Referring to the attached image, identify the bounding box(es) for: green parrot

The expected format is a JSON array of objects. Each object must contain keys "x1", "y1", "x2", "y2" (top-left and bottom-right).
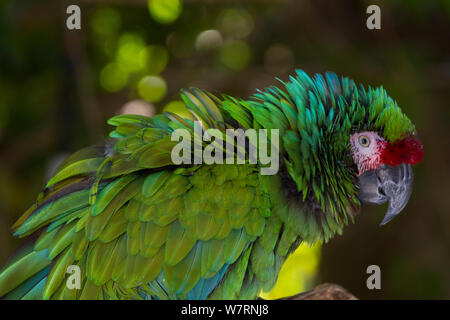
[{"x1": 0, "y1": 70, "x2": 423, "y2": 300}]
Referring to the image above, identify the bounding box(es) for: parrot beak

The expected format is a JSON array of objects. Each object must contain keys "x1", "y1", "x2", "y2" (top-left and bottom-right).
[{"x1": 357, "y1": 163, "x2": 414, "y2": 226}]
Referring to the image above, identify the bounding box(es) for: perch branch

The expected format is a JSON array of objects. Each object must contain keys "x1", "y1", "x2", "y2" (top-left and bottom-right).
[{"x1": 283, "y1": 283, "x2": 358, "y2": 300}]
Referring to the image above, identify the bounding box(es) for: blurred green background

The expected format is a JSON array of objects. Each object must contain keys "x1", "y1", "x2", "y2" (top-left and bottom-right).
[{"x1": 0, "y1": 0, "x2": 449, "y2": 299}]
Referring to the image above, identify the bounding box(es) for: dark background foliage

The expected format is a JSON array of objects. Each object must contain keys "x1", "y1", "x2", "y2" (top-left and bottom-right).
[{"x1": 0, "y1": 0, "x2": 449, "y2": 299}]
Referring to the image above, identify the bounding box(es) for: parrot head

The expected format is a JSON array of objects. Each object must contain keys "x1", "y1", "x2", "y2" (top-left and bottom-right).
[{"x1": 257, "y1": 70, "x2": 423, "y2": 235}]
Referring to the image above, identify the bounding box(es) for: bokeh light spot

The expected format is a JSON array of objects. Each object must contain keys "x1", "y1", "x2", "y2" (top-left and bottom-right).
[
  {"x1": 91, "y1": 7, "x2": 122, "y2": 36},
  {"x1": 260, "y1": 242, "x2": 321, "y2": 299},
  {"x1": 120, "y1": 99, "x2": 155, "y2": 117},
  {"x1": 219, "y1": 9, "x2": 254, "y2": 39},
  {"x1": 137, "y1": 75, "x2": 167, "y2": 102},
  {"x1": 148, "y1": 0, "x2": 183, "y2": 24},
  {"x1": 195, "y1": 29, "x2": 223, "y2": 52},
  {"x1": 117, "y1": 33, "x2": 147, "y2": 72},
  {"x1": 220, "y1": 40, "x2": 252, "y2": 70},
  {"x1": 264, "y1": 44, "x2": 295, "y2": 74},
  {"x1": 99, "y1": 63, "x2": 128, "y2": 92},
  {"x1": 139, "y1": 45, "x2": 169, "y2": 74},
  {"x1": 163, "y1": 100, "x2": 193, "y2": 119}
]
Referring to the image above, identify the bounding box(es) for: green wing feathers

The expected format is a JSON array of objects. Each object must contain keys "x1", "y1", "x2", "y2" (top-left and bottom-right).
[{"x1": 0, "y1": 89, "x2": 290, "y2": 300}]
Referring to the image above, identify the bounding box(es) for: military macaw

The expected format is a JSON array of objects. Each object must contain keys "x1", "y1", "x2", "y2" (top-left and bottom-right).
[{"x1": 0, "y1": 70, "x2": 423, "y2": 299}]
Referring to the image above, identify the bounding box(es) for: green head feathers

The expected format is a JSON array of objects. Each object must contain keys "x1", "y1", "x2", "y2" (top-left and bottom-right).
[{"x1": 244, "y1": 69, "x2": 419, "y2": 238}]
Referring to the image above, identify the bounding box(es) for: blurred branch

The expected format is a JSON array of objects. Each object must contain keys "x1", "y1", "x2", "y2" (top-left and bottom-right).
[
  {"x1": 63, "y1": 26, "x2": 103, "y2": 141},
  {"x1": 283, "y1": 283, "x2": 358, "y2": 300}
]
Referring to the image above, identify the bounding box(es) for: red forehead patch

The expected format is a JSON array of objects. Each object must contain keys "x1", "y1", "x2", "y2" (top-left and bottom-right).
[{"x1": 380, "y1": 136, "x2": 424, "y2": 167}]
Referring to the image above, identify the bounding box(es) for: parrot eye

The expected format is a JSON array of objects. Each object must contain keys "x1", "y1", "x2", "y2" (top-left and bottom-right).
[{"x1": 358, "y1": 135, "x2": 370, "y2": 147}]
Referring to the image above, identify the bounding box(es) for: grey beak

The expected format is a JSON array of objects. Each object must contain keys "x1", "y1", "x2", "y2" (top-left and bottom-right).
[{"x1": 357, "y1": 164, "x2": 414, "y2": 226}]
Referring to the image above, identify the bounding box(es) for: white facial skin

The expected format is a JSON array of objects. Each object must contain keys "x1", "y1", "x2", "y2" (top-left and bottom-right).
[{"x1": 350, "y1": 131, "x2": 386, "y2": 175}]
